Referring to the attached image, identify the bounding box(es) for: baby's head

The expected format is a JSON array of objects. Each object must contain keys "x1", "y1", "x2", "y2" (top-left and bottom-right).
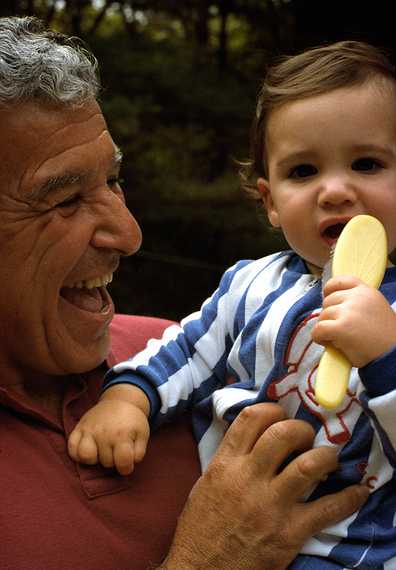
[
  {"x1": 241, "y1": 41, "x2": 396, "y2": 275},
  {"x1": 242, "y1": 41, "x2": 395, "y2": 199}
]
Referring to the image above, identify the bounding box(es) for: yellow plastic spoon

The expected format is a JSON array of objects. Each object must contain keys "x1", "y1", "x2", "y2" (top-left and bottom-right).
[{"x1": 315, "y1": 215, "x2": 388, "y2": 409}]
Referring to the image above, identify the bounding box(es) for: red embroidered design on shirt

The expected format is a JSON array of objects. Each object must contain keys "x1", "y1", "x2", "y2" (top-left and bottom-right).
[{"x1": 267, "y1": 313, "x2": 361, "y2": 444}]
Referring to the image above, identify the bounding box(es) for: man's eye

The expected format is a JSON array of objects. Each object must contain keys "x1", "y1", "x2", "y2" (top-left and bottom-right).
[
  {"x1": 107, "y1": 176, "x2": 124, "y2": 188},
  {"x1": 56, "y1": 195, "x2": 80, "y2": 208},
  {"x1": 289, "y1": 164, "x2": 317, "y2": 179},
  {"x1": 352, "y1": 157, "x2": 382, "y2": 172}
]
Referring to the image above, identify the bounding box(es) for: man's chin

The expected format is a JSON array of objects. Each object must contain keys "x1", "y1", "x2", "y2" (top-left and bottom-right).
[{"x1": 49, "y1": 320, "x2": 112, "y2": 376}]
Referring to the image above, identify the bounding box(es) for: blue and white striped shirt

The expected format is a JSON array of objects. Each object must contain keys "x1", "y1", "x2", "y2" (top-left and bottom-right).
[{"x1": 105, "y1": 251, "x2": 396, "y2": 569}]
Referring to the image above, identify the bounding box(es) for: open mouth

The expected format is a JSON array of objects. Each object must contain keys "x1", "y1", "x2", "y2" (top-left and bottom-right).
[
  {"x1": 323, "y1": 223, "x2": 347, "y2": 240},
  {"x1": 321, "y1": 220, "x2": 352, "y2": 245},
  {"x1": 60, "y1": 273, "x2": 113, "y2": 313}
]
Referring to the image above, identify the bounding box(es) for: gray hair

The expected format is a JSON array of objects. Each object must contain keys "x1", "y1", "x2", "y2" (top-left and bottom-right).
[{"x1": 0, "y1": 16, "x2": 100, "y2": 107}]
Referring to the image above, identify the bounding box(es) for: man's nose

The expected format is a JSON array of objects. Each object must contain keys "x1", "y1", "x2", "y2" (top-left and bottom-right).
[{"x1": 90, "y1": 189, "x2": 142, "y2": 256}]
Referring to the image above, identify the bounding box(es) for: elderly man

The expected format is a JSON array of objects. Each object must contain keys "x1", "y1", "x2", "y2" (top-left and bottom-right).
[{"x1": 0, "y1": 16, "x2": 367, "y2": 570}]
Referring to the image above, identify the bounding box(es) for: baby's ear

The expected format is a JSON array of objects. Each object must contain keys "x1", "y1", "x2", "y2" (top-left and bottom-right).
[{"x1": 257, "y1": 178, "x2": 280, "y2": 228}]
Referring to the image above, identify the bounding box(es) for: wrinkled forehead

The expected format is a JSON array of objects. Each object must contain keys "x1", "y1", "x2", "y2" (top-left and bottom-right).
[{"x1": 0, "y1": 99, "x2": 114, "y2": 195}]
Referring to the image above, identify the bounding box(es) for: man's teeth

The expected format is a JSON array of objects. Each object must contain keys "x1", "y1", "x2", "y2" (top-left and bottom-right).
[{"x1": 72, "y1": 273, "x2": 113, "y2": 290}]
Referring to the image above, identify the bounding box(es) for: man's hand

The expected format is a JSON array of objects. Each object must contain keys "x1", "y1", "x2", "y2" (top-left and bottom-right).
[
  {"x1": 159, "y1": 403, "x2": 369, "y2": 570},
  {"x1": 312, "y1": 275, "x2": 396, "y2": 367},
  {"x1": 68, "y1": 385, "x2": 150, "y2": 476}
]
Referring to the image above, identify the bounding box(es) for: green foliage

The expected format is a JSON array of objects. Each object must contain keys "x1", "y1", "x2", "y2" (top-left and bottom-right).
[{"x1": 93, "y1": 33, "x2": 257, "y2": 196}]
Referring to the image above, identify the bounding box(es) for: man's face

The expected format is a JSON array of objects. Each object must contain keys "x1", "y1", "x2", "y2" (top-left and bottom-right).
[{"x1": 0, "y1": 99, "x2": 141, "y2": 377}]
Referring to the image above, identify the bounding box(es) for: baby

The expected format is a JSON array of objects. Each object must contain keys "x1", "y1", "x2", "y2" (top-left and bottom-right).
[{"x1": 69, "y1": 41, "x2": 396, "y2": 569}]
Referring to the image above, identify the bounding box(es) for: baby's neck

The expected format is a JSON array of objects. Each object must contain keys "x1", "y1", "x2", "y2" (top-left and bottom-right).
[{"x1": 304, "y1": 260, "x2": 323, "y2": 279}]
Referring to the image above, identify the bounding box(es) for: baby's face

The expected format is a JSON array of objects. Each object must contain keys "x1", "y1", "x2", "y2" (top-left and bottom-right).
[{"x1": 259, "y1": 80, "x2": 396, "y2": 274}]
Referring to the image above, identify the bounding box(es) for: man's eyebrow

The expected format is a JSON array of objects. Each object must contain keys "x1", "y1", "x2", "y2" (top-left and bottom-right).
[
  {"x1": 29, "y1": 148, "x2": 123, "y2": 202},
  {"x1": 29, "y1": 171, "x2": 89, "y2": 202}
]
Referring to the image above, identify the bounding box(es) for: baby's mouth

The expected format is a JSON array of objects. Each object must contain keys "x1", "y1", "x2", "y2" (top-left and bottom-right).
[
  {"x1": 60, "y1": 273, "x2": 113, "y2": 313},
  {"x1": 323, "y1": 223, "x2": 346, "y2": 240},
  {"x1": 322, "y1": 222, "x2": 349, "y2": 245}
]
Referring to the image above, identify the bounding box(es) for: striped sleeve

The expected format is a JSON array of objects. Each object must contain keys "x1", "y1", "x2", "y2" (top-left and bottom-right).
[
  {"x1": 103, "y1": 259, "x2": 253, "y2": 425},
  {"x1": 359, "y1": 344, "x2": 396, "y2": 467}
]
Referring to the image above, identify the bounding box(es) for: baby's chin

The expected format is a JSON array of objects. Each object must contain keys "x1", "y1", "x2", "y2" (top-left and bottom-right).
[{"x1": 304, "y1": 260, "x2": 324, "y2": 278}]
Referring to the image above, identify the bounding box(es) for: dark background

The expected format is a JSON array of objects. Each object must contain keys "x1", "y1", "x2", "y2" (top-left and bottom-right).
[{"x1": 2, "y1": 1, "x2": 395, "y2": 320}]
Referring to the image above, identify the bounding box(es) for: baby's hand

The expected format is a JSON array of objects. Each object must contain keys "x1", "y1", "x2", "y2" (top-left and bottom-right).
[
  {"x1": 68, "y1": 398, "x2": 150, "y2": 476},
  {"x1": 312, "y1": 275, "x2": 396, "y2": 367}
]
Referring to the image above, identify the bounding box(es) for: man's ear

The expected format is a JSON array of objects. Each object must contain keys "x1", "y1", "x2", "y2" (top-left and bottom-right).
[{"x1": 257, "y1": 177, "x2": 280, "y2": 228}]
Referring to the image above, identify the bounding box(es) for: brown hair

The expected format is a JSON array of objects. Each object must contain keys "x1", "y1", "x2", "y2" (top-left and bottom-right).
[{"x1": 241, "y1": 40, "x2": 395, "y2": 200}]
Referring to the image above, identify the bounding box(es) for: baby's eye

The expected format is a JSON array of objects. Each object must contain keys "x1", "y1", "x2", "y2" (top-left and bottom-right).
[
  {"x1": 289, "y1": 164, "x2": 317, "y2": 179},
  {"x1": 352, "y1": 157, "x2": 382, "y2": 172}
]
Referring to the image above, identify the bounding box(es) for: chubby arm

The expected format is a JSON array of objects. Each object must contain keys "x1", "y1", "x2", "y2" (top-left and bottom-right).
[
  {"x1": 156, "y1": 403, "x2": 368, "y2": 570},
  {"x1": 106, "y1": 262, "x2": 250, "y2": 424}
]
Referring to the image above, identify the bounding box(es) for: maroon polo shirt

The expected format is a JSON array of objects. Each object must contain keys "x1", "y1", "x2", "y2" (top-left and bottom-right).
[{"x1": 0, "y1": 314, "x2": 200, "y2": 570}]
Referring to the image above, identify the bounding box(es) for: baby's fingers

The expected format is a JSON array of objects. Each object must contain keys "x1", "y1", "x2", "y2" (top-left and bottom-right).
[
  {"x1": 97, "y1": 440, "x2": 116, "y2": 469},
  {"x1": 71, "y1": 432, "x2": 99, "y2": 465},
  {"x1": 113, "y1": 441, "x2": 136, "y2": 476},
  {"x1": 323, "y1": 275, "x2": 362, "y2": 297},
  {"x1": 67, "y1": 427, "x2": 82, "y2": 460},
  {"x1": 312, "y1": 316, "x2": 339, "y2": 346},
  {"x1": 134, "y1": 431, "x2": 149, "y2": 463}
]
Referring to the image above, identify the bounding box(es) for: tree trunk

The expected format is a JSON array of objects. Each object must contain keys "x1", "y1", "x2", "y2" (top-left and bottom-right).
[
  {"x1": 88, "y1": 0, "x2": 114, "y2": 36},
  {"x1": 217, "y1": 0, "x2": 229, "y2": 70}
]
